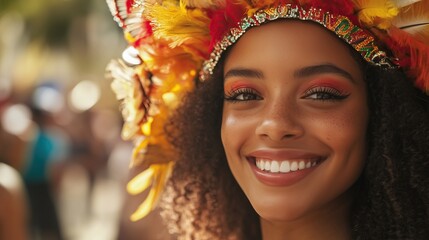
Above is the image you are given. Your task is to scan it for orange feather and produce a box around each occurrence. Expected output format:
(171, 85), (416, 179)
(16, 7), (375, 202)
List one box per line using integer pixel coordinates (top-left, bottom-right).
(388, 26), (429, 91)
(393, 0), (429, 44)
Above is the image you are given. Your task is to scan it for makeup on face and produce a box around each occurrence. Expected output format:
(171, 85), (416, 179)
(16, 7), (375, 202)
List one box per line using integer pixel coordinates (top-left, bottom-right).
(221, 20), (368, 224)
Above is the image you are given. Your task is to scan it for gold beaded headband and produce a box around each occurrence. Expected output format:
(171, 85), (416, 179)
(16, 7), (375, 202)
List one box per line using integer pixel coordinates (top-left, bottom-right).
(200, 3), (397, 81)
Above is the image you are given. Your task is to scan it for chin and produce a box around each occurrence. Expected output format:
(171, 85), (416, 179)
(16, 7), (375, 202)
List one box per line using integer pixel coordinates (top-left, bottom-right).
(250, 196), (313, 223)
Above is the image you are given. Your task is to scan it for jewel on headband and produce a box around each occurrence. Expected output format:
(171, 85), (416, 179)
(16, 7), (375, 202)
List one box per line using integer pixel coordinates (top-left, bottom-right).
(200, 3), (397, 81)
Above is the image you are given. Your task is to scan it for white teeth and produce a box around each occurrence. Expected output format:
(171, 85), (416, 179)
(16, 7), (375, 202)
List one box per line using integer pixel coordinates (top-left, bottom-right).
(255, 158), (320, 173)
(264, 161), (270, 171)
(259, 160), (265, 170)
(280, 161), (290, 173)
(298, 161), (305, 170)
(271, 161), (280, 173)
(290, 162), (298, 171)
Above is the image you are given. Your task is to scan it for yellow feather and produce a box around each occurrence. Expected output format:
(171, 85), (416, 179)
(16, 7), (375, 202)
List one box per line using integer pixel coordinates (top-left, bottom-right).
(127, 166), (155, 195)
(181, 0), (225, 8)
(130, 162), (174, 221)
(130, 183), (157, 221)
(146, 1), (211, 48)
(392, 0), (429, 44)
(130, 137), (149, 167)
(353, 0), (399, 29)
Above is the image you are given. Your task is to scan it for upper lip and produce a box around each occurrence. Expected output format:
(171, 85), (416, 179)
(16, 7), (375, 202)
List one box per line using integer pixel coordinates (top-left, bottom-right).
(247, 149), (324, 161)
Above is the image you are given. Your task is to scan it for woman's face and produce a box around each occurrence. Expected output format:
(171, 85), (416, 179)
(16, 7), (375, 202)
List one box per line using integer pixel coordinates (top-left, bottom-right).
(221, 20), (368, 222)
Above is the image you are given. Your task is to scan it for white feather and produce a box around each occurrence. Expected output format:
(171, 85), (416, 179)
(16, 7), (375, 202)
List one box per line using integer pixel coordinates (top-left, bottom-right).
(392, 0), (421, 8)
(392, 0), (429, 44)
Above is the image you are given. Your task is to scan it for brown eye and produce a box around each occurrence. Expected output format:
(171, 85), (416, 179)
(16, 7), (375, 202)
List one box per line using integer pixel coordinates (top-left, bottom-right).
(224, 88), (262, 102)
(303, 87), (349, 101)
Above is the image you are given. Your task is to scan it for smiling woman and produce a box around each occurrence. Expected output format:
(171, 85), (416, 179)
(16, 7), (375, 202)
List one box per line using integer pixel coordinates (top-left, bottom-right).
(106, 0), (429, 240)
(221, 21), (369, 235)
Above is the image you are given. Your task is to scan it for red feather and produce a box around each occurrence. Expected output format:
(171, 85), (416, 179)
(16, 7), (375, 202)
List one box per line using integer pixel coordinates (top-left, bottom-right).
(209, 0), (247, 50)
(126, 0), (134, 14)
(305, 0), (358, 23)
(388, 26), (429, 91)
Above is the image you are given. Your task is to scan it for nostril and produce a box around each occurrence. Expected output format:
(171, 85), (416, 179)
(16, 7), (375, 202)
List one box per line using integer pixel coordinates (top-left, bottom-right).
(283, 133), (296, 139)
(255, 116), (304, 141)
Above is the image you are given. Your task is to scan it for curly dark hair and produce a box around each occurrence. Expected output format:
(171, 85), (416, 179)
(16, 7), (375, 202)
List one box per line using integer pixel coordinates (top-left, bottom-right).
(161, 50), (429, 239)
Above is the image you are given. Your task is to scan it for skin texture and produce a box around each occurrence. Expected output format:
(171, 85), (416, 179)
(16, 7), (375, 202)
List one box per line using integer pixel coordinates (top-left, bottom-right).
(221, 20), (368, 239)
(163, 18), (429, 240)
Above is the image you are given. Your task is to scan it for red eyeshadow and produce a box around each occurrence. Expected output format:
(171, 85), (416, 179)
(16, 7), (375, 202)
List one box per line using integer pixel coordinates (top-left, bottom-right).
(224, 81), (256, 92)
(305, 78), (350, 91)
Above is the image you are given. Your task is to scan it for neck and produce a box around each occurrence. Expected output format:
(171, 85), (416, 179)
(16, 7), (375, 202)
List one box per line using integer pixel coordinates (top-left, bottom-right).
(260, 192), (353, 240)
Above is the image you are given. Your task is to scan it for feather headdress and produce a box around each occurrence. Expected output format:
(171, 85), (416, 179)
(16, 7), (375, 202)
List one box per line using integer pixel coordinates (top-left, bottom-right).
(106, 0), (429, 220)
(352, 0), (429, 90)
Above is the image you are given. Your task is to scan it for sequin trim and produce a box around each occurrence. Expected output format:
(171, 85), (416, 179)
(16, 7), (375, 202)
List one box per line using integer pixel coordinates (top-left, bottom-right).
(200, 3), (397, 81)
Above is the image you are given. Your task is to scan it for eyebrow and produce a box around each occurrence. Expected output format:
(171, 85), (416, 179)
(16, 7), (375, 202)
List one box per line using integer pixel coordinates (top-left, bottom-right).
(293, 64), (356, 83)
(224, 63), (356, 83)
(224, 68), (264, 79)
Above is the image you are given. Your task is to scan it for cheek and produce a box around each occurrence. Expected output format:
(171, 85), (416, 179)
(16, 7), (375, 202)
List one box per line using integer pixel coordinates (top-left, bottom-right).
(221, 110), (242, 181)
(221, 109), (256, 160)
(322, 102), (369, 160)
(221, 110), (241, 156)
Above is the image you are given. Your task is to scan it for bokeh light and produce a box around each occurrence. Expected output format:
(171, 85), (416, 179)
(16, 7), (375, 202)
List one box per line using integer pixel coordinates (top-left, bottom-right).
(33, 85), (65, 113)
(1, 103), (32, 136)
(69, 80), (101, 112)
(0, 1), (131, 239)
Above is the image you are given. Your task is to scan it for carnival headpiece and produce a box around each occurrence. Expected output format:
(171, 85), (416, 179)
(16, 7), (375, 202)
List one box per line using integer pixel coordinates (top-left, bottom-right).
(106, 0), (429, 221)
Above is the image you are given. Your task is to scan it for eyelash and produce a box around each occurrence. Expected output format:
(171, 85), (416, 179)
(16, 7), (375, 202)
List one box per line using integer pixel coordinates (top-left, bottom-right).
(224, 86), (349, 102)
(302, 86), (350, 101)
(224, 88), (262, 102)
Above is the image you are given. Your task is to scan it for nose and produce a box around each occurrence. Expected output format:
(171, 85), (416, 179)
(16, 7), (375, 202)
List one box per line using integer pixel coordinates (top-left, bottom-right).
(255, 100), (304, 141)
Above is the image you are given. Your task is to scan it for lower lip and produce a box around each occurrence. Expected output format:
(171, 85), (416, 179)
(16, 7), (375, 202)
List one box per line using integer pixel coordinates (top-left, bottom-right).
(248, 159), (321, 187)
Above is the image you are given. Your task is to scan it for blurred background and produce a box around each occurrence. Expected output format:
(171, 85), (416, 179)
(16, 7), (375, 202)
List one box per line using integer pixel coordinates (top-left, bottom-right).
(0, 0), (171, 239)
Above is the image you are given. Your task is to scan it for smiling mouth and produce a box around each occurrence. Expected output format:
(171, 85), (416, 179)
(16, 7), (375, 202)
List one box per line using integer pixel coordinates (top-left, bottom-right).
(251, 157), (325, 173)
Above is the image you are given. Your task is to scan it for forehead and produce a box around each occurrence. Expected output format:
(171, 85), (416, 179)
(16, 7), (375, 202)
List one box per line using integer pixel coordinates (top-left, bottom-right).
(224, 20), (363, 79)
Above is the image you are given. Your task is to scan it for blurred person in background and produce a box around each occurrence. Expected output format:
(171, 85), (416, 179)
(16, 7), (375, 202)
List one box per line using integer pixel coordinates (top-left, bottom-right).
(22, 105), (69, 240)
(0, 127), (27, 170)
(1, 0), (130, 238)
(0, 98), (29, 240)
(0, 162), (28, 240)
(0, 121), (27, 171)
(0, 97), (28, 172)
(67, 110), (109, 198)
